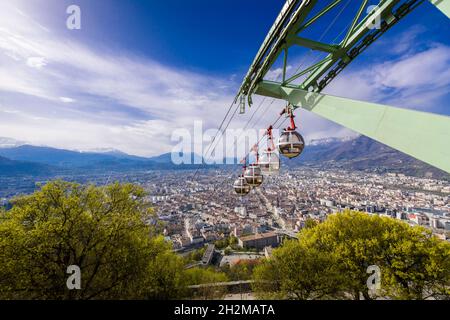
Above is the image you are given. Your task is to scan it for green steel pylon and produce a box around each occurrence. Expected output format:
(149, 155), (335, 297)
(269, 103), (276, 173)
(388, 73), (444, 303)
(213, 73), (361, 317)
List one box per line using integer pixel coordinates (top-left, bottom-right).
(236, 0), (450, 174)
(430, 0), (450, 17)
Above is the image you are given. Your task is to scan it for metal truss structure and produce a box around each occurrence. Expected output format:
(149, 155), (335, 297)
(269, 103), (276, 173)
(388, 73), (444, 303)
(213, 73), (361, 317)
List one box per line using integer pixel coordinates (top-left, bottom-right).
(236, 0), (450, 173)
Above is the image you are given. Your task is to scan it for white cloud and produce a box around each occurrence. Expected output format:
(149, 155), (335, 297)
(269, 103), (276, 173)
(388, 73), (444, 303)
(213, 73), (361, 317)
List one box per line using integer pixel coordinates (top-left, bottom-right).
(379, 25), (427, 56)
(0, 1), (448, 159)
(266, 65), (292, 81)
(325, 44), (450, 110)
(373, 45), (450, 90)
(26, 56), (47, 69)
(0, 1), (240, 156)
(59, 97), (75, 103)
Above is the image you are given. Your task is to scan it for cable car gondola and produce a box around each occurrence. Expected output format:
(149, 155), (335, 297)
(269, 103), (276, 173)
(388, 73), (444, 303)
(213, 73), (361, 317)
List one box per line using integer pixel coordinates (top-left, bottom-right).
(277, 106), (305, 159)
(259, 126), (280, 175)
(244, 164), (263, 186)
(243, 145), (263, 187)
(233, 174), (251, 195)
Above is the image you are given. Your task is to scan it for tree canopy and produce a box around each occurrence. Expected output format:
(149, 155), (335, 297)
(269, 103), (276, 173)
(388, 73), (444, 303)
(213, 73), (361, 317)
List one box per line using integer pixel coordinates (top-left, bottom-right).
(0, 180), (226, 300)
(2, 182), (447, 300)
(253, 210), (450, 300)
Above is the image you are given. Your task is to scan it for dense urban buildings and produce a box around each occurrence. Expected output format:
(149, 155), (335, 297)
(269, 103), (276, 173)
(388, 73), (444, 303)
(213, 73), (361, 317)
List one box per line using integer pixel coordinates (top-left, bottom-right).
(2, 167), (449, 253)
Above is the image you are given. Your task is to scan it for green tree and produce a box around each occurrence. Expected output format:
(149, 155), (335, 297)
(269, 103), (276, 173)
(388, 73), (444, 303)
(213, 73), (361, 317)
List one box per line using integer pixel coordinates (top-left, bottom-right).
(214, 238), (228, 250)
(253, 240), (342, 299)
(253, 210), (450, 300)
(215, 236), (238, 250)
(144, 247), (189, 299)
(229, 236), (238, 245)
(184, 268), (228, 300)
(184, 247), (207, 263)
(0, 181), (186, 300)
(380, 225), (450, 299)
(227, 260), (261, 281)
(298, 210), (389, 300)
(303, 218), (318, 229)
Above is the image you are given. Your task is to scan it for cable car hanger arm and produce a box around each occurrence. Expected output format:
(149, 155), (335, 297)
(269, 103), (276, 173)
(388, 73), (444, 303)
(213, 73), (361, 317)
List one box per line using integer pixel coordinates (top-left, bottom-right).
(256, 82), (450, 174)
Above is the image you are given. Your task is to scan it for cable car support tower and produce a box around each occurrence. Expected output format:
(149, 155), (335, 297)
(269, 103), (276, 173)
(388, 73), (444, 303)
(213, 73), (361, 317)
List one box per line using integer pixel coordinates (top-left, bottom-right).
(236, 0), (450, 174)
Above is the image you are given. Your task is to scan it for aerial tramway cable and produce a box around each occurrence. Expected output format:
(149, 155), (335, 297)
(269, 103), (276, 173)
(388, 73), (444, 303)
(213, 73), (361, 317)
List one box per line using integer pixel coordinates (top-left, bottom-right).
(193, 0), (354, 194)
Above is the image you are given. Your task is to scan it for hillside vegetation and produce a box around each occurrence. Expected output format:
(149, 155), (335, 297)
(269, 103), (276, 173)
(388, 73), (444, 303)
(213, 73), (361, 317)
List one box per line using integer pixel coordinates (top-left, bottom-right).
(253, 211), (450, 300)
(1, 182), (448, 300)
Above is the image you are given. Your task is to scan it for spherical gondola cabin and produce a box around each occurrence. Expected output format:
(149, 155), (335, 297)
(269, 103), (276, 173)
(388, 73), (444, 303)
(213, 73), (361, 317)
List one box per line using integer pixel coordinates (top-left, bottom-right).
(244, 163), (263, 187)
(258, 150), (280, 175)
(233, 175), (251, 195)
(277, 129), (305, 159)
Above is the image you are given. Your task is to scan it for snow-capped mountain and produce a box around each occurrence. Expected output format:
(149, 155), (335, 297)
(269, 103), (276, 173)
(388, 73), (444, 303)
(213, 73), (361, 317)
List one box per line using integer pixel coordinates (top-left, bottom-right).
(78, 147), (125, 154)
(308, 135), (358, 146)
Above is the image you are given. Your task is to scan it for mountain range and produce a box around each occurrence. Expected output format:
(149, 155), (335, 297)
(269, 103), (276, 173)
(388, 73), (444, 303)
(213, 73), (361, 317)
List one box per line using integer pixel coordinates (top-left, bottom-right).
(0, 136), (448, 179)
(283, 135), (450, 179)
(0, 155), (53, 175)
(0, 141), (207, 176)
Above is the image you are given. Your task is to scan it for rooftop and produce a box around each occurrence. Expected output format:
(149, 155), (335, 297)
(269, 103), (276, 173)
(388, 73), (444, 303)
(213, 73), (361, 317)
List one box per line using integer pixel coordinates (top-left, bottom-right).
(239, 232), (277, 242)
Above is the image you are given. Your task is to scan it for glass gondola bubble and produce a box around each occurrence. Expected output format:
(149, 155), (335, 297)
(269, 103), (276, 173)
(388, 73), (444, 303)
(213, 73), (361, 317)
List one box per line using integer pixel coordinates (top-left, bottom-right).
(259, 125), (280, 175)
(278, 129), (305, 159)
(233, 175), (251, 195)
(244, 163), (263, 187)
(259, 150), (280, 175)
(277, 105), (305, 159)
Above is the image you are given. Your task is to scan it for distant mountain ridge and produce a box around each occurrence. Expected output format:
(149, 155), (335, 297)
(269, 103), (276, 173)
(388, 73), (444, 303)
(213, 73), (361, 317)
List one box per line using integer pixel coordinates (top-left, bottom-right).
(0, 145), (126, 167)
(0, 142), (211, 176)
(0, 155), (54, 175)
(286, 135), (449, 179)
(308, 136), (356, 146)
(0, 136), (448, 179)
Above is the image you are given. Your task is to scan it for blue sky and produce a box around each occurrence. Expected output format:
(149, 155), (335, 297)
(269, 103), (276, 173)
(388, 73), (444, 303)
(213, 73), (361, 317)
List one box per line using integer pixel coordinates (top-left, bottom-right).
(0, 0), (449, 157)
